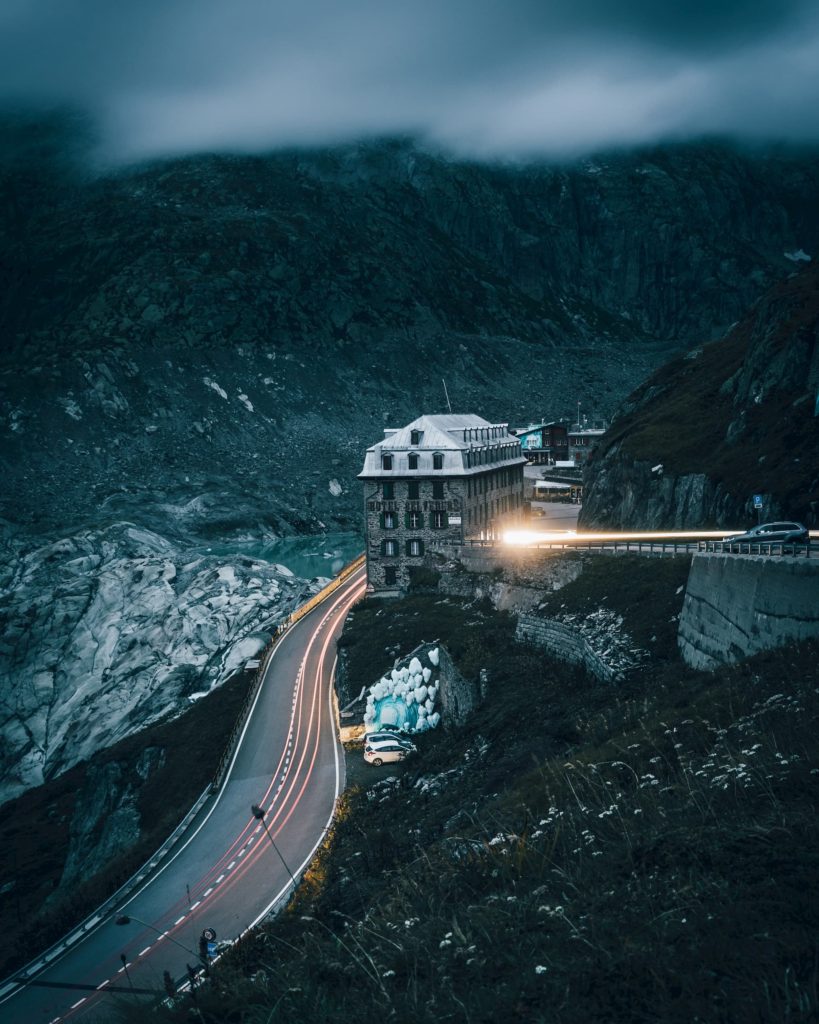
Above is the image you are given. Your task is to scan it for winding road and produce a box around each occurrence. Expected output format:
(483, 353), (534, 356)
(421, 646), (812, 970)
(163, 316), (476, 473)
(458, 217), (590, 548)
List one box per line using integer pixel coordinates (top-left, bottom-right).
(0, 563), (366, 1023)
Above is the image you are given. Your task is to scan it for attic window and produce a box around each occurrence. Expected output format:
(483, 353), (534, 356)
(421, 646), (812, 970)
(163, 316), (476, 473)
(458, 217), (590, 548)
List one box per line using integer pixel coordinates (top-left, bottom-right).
(433, 452), (444, 470)
(408, 453), (419, 470)
(410, 429), (421, 445)
(382, 453), (393, 470)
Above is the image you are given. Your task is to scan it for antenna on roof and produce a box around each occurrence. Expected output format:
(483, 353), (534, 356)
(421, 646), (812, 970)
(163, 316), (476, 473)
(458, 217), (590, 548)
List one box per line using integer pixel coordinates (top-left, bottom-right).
(442, 378), (452, 414)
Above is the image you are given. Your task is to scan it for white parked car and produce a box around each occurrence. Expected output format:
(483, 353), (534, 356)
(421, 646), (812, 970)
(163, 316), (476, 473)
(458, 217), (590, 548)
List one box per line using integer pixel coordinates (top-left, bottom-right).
(364, 742), (414, 766)
(364, 731), (417, 750)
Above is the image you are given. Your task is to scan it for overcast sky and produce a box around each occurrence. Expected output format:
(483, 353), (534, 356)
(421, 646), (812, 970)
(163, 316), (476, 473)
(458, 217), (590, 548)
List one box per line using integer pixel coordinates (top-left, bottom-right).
(1, 0), (818, 162)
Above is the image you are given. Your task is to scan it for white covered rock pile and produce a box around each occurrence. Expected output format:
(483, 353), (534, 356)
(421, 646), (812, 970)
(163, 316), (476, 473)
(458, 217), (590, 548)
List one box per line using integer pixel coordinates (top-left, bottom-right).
(364, 646), (442, 735)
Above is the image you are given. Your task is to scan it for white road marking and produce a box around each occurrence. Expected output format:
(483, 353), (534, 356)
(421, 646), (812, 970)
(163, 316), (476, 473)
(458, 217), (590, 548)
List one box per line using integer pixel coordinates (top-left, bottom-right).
(96, 979), (110, 990)
(190, 901), (201, 910)
(70, 998), (86, 1009)
(138, 946), (151, 957)
(227, 860), (236, 870)
(174, 915), (186, 925)
(203, 887), (213, 897)
(216, 874), (225, 883)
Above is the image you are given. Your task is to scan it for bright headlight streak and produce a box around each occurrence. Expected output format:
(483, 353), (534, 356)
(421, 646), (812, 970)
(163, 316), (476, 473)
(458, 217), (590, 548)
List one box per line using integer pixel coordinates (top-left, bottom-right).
(502, 529), (745, 546)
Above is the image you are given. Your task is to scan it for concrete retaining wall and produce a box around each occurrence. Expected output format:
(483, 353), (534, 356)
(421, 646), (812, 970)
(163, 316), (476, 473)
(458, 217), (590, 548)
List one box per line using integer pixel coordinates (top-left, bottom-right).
(515, 615), (622, 683)
(678, 553), (819, 670)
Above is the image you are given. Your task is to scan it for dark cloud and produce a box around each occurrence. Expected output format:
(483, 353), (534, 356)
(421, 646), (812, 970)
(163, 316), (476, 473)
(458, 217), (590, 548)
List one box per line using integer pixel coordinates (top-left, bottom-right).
(1, 0), (818, 161)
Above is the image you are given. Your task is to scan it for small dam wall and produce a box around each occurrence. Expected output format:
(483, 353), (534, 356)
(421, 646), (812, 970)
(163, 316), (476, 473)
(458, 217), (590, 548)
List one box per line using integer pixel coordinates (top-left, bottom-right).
(678, 553), (819, 670)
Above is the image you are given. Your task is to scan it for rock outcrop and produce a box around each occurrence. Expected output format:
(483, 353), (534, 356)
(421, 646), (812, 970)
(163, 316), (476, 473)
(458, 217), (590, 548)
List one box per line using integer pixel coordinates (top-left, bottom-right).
(581, 264), (819, 529)
(0, 521), (309, 805)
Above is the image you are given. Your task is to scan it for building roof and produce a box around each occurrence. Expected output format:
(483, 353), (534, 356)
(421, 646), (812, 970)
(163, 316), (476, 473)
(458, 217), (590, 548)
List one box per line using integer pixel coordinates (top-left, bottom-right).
(513, 421), (565, 435)
(568, 427), (606, 438)
(359, 413), (528, 478)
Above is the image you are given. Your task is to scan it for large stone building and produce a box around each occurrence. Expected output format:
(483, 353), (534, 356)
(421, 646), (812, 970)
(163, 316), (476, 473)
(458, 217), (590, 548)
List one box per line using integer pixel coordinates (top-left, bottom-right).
(359, 414), (527, 594)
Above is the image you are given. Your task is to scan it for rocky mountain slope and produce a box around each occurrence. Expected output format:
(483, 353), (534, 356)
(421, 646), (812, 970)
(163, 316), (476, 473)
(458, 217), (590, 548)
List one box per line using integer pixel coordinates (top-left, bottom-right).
(2, 117), (819, 802)
(0, 520), (317, 804)
(2, 120), (819, 535)
(580, 263), (819, 529)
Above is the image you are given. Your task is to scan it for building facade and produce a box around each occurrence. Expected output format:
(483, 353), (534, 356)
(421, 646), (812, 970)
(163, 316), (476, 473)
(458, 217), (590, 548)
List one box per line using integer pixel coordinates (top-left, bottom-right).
(359, 414), (527, 594)
(567, 427), (606, 465)
(512, 422), (569, 465)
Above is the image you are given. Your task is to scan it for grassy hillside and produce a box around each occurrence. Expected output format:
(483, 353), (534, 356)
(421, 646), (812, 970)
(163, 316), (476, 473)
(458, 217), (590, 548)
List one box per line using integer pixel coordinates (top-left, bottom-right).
(124, 559), (819, 1023)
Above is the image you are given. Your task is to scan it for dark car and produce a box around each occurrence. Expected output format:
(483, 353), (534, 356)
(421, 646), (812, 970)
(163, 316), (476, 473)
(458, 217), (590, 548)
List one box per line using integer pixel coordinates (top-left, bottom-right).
(722, 521), (809, 544)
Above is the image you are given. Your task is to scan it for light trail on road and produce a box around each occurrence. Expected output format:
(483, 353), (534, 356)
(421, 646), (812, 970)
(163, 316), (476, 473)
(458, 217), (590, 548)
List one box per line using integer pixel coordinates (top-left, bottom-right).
(503, 528), (739, 546)
(502, 528), (818, 547)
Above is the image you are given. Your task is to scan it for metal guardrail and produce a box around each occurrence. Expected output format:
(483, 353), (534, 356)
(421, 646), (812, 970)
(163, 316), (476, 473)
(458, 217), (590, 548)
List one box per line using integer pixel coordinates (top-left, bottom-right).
(699, 540), (813, 557)
(1, 786), (212, 992)
(463, 538), (815, 557)
(465, 539), (695, 555)
(210, 554), (365, 792)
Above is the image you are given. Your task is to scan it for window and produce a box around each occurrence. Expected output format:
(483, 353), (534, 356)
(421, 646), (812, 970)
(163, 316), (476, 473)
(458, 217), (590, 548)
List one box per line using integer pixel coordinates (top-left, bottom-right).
(406, 538), (424, 557)
(382, 453), (393, 470)
(383, 482), (394, 500)
(406, 510), (423, 529)
(408, 453), (419, 470)
(431, 510), (447, 529)
(433, 452), (444, 470)
(432, 481), (444, 499)
(382, 539), (398, 557)
(410, 429), (421, 445)
(408, 481), (420, 500)
(384, 566), (397, 586)
(383, 511), (396, 529)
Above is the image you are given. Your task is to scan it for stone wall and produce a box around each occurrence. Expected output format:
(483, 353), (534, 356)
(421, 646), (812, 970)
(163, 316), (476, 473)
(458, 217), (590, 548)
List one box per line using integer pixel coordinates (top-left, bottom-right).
(436, 644), (482, 730)
(678, 552), (819, 670)
(434, 549), (584, 612)
(515, 615), (623, 683)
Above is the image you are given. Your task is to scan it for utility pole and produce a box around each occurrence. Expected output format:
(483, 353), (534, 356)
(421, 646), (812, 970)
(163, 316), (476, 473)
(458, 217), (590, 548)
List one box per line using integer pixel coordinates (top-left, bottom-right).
(442, 379), (452, 414)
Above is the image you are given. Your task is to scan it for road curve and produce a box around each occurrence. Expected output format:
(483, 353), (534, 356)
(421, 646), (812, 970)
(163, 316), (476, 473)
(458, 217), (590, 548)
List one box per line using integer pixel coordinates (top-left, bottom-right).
(1, 564), (366, 1023)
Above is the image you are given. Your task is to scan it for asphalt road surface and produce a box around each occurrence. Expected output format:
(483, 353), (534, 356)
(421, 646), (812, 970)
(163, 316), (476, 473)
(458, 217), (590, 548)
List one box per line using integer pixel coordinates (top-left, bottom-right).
(1, 565), (366, 1023)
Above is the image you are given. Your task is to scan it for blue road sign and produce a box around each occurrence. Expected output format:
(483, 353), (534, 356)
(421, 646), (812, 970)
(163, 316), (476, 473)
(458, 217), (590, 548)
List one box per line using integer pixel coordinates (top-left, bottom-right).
(753, 494), (763, 509)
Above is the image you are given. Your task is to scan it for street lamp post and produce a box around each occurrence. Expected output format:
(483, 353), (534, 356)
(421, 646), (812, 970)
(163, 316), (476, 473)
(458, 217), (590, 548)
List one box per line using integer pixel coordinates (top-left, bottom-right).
(119, 953), (136, 998)
(251, 804), (298, 889)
